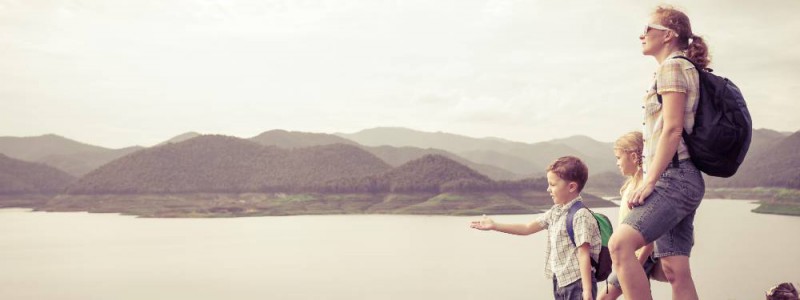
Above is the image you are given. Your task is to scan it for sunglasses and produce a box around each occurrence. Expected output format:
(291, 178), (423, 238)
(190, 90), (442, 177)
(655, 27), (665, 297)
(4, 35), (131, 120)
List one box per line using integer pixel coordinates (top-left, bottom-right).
(643, 23), (679, 37)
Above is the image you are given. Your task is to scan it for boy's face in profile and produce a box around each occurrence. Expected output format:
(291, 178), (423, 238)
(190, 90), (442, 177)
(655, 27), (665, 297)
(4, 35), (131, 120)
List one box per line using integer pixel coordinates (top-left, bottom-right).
(546, 171), (577, 205)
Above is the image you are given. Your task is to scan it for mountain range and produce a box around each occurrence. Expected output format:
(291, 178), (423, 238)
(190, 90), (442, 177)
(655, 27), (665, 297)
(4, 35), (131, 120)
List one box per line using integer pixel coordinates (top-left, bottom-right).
(337, 127), (616, 176)
(1, 127), (798, 196)
(69, 135), (391, 194)
(0, 134), (142, 177)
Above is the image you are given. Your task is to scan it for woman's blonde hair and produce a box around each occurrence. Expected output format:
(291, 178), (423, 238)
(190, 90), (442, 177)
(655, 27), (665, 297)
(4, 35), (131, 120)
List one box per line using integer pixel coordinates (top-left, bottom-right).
(653, 5), (711, 70)
(614, 131), (644, 196)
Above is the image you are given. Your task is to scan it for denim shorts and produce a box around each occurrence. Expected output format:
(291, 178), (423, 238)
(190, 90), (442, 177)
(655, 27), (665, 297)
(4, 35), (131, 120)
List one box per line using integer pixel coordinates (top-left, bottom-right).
(606, 255), (659, 288)
(553, 276), (597, 300)
(622, 159), (705, 258)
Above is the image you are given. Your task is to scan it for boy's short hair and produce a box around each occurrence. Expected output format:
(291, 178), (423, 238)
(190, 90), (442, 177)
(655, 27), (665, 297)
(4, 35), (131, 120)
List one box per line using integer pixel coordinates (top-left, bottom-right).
(546, 156), (589, 192)
(766, 282), (799, 300)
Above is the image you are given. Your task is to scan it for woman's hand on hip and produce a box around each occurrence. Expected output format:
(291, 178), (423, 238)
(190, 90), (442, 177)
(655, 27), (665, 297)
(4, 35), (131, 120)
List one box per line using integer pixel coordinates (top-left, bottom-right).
(629, 182), (656, 209)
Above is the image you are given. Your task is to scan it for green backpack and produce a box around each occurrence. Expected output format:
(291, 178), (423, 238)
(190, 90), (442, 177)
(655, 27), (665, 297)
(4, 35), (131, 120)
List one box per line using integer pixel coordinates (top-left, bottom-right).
(566, 201), (614, 281)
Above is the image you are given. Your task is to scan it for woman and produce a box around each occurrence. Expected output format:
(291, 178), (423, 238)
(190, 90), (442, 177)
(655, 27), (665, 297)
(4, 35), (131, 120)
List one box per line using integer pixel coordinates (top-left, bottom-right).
(608, 6), (708, 300)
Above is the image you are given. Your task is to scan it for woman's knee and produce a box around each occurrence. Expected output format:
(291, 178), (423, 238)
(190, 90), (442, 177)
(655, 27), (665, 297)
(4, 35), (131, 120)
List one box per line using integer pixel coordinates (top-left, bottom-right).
(609, 225), (645, 259)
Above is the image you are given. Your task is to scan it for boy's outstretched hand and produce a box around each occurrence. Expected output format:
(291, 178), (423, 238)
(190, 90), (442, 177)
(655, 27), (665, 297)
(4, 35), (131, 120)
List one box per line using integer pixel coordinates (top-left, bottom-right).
(470, 215), (495, 231)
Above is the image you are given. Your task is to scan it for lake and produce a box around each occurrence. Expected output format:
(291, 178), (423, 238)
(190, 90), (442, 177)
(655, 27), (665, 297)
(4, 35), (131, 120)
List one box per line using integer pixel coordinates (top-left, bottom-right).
(1, 199), (798, 299)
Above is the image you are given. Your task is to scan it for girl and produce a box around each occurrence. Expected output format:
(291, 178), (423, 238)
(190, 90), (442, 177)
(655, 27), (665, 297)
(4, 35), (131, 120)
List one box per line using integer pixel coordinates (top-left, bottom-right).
(608, 5), (707, 300)
(599, 131), (664, 300)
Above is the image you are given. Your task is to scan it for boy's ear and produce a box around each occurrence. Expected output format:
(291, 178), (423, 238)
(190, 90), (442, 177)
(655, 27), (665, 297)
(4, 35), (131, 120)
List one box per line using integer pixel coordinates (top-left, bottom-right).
(568, 181), (578, 193)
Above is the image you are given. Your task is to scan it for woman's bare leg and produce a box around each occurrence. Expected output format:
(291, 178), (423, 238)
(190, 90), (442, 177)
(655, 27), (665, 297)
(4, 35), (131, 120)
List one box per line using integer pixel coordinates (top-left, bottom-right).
(609, 224), (651, 300)
(660, 255), (698, 300)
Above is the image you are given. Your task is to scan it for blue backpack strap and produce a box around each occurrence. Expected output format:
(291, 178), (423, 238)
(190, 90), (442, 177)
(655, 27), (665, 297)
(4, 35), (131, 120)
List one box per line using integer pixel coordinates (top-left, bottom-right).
(565, 200), (587, 246)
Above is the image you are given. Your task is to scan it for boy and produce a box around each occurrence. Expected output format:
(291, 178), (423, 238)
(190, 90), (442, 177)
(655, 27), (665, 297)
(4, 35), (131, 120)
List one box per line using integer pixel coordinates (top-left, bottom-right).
(471, 156), (601, 300)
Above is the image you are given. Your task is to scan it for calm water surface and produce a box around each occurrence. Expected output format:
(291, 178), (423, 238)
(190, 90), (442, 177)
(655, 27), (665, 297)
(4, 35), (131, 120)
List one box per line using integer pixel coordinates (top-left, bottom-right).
(1, 199), (798, 299)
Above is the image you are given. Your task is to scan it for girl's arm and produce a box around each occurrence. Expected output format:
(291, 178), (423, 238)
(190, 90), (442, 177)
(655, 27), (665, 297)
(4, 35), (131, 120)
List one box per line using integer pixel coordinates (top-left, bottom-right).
(470, 216), (545, 236)
(629, 91), (686, 208)
(637, 243), (655, 265)
(577, 243), (594, 300)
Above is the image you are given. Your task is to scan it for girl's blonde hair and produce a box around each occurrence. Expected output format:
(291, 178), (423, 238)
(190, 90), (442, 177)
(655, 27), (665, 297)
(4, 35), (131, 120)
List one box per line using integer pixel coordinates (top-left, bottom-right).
(614, 131), (644, 196)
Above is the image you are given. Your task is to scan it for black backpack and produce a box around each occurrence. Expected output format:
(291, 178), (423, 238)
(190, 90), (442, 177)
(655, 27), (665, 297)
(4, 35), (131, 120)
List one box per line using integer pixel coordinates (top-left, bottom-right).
(657, 56), (752, 177)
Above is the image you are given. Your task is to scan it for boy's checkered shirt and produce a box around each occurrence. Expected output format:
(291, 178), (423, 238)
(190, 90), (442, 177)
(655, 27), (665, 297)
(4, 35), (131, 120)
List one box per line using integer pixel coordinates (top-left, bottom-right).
(536, 196), (601, 288)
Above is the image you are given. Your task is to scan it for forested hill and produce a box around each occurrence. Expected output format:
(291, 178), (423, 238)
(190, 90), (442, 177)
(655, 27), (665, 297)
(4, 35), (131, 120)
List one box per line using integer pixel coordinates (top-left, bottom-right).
(68, 135), (392, 194)
(370, 154), (493, 193)
(65, 134), (547, 195)
(0, 154), (76, 194)
(322, 154), (548, 194)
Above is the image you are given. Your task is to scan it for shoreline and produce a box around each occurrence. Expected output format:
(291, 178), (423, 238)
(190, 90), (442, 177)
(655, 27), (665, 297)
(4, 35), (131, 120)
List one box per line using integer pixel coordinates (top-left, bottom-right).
(3, 188), (797, 218)
(1, 191), (615, 218)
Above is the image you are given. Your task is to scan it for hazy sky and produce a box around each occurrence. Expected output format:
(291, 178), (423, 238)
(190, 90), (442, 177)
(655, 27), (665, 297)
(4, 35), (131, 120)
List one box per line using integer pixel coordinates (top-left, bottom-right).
(2, 0), (799, 149)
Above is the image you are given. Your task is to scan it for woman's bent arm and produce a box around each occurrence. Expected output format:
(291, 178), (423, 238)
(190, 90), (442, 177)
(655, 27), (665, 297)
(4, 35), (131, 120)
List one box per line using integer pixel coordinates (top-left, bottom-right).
(630, 91), (686, 207)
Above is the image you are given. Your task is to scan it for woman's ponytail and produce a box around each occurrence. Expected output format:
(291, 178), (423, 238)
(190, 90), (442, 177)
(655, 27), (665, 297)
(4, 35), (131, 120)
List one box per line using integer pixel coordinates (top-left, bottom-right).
(655, 6), (712, 70)
(687, 35), (711, 70)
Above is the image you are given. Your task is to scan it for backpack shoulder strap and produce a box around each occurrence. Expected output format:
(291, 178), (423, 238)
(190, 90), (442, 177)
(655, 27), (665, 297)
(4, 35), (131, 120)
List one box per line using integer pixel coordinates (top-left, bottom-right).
(674, 55), (713, 72)
(673, 55), (695, 67)
(566, 200), (587, 246)
(656, 56), (697, 104)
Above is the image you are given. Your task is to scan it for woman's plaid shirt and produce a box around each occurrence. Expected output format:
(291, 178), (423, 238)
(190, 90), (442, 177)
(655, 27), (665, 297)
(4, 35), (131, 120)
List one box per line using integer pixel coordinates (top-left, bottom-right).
(536, 197), (601, 287)
(642, 50), (700, 174)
